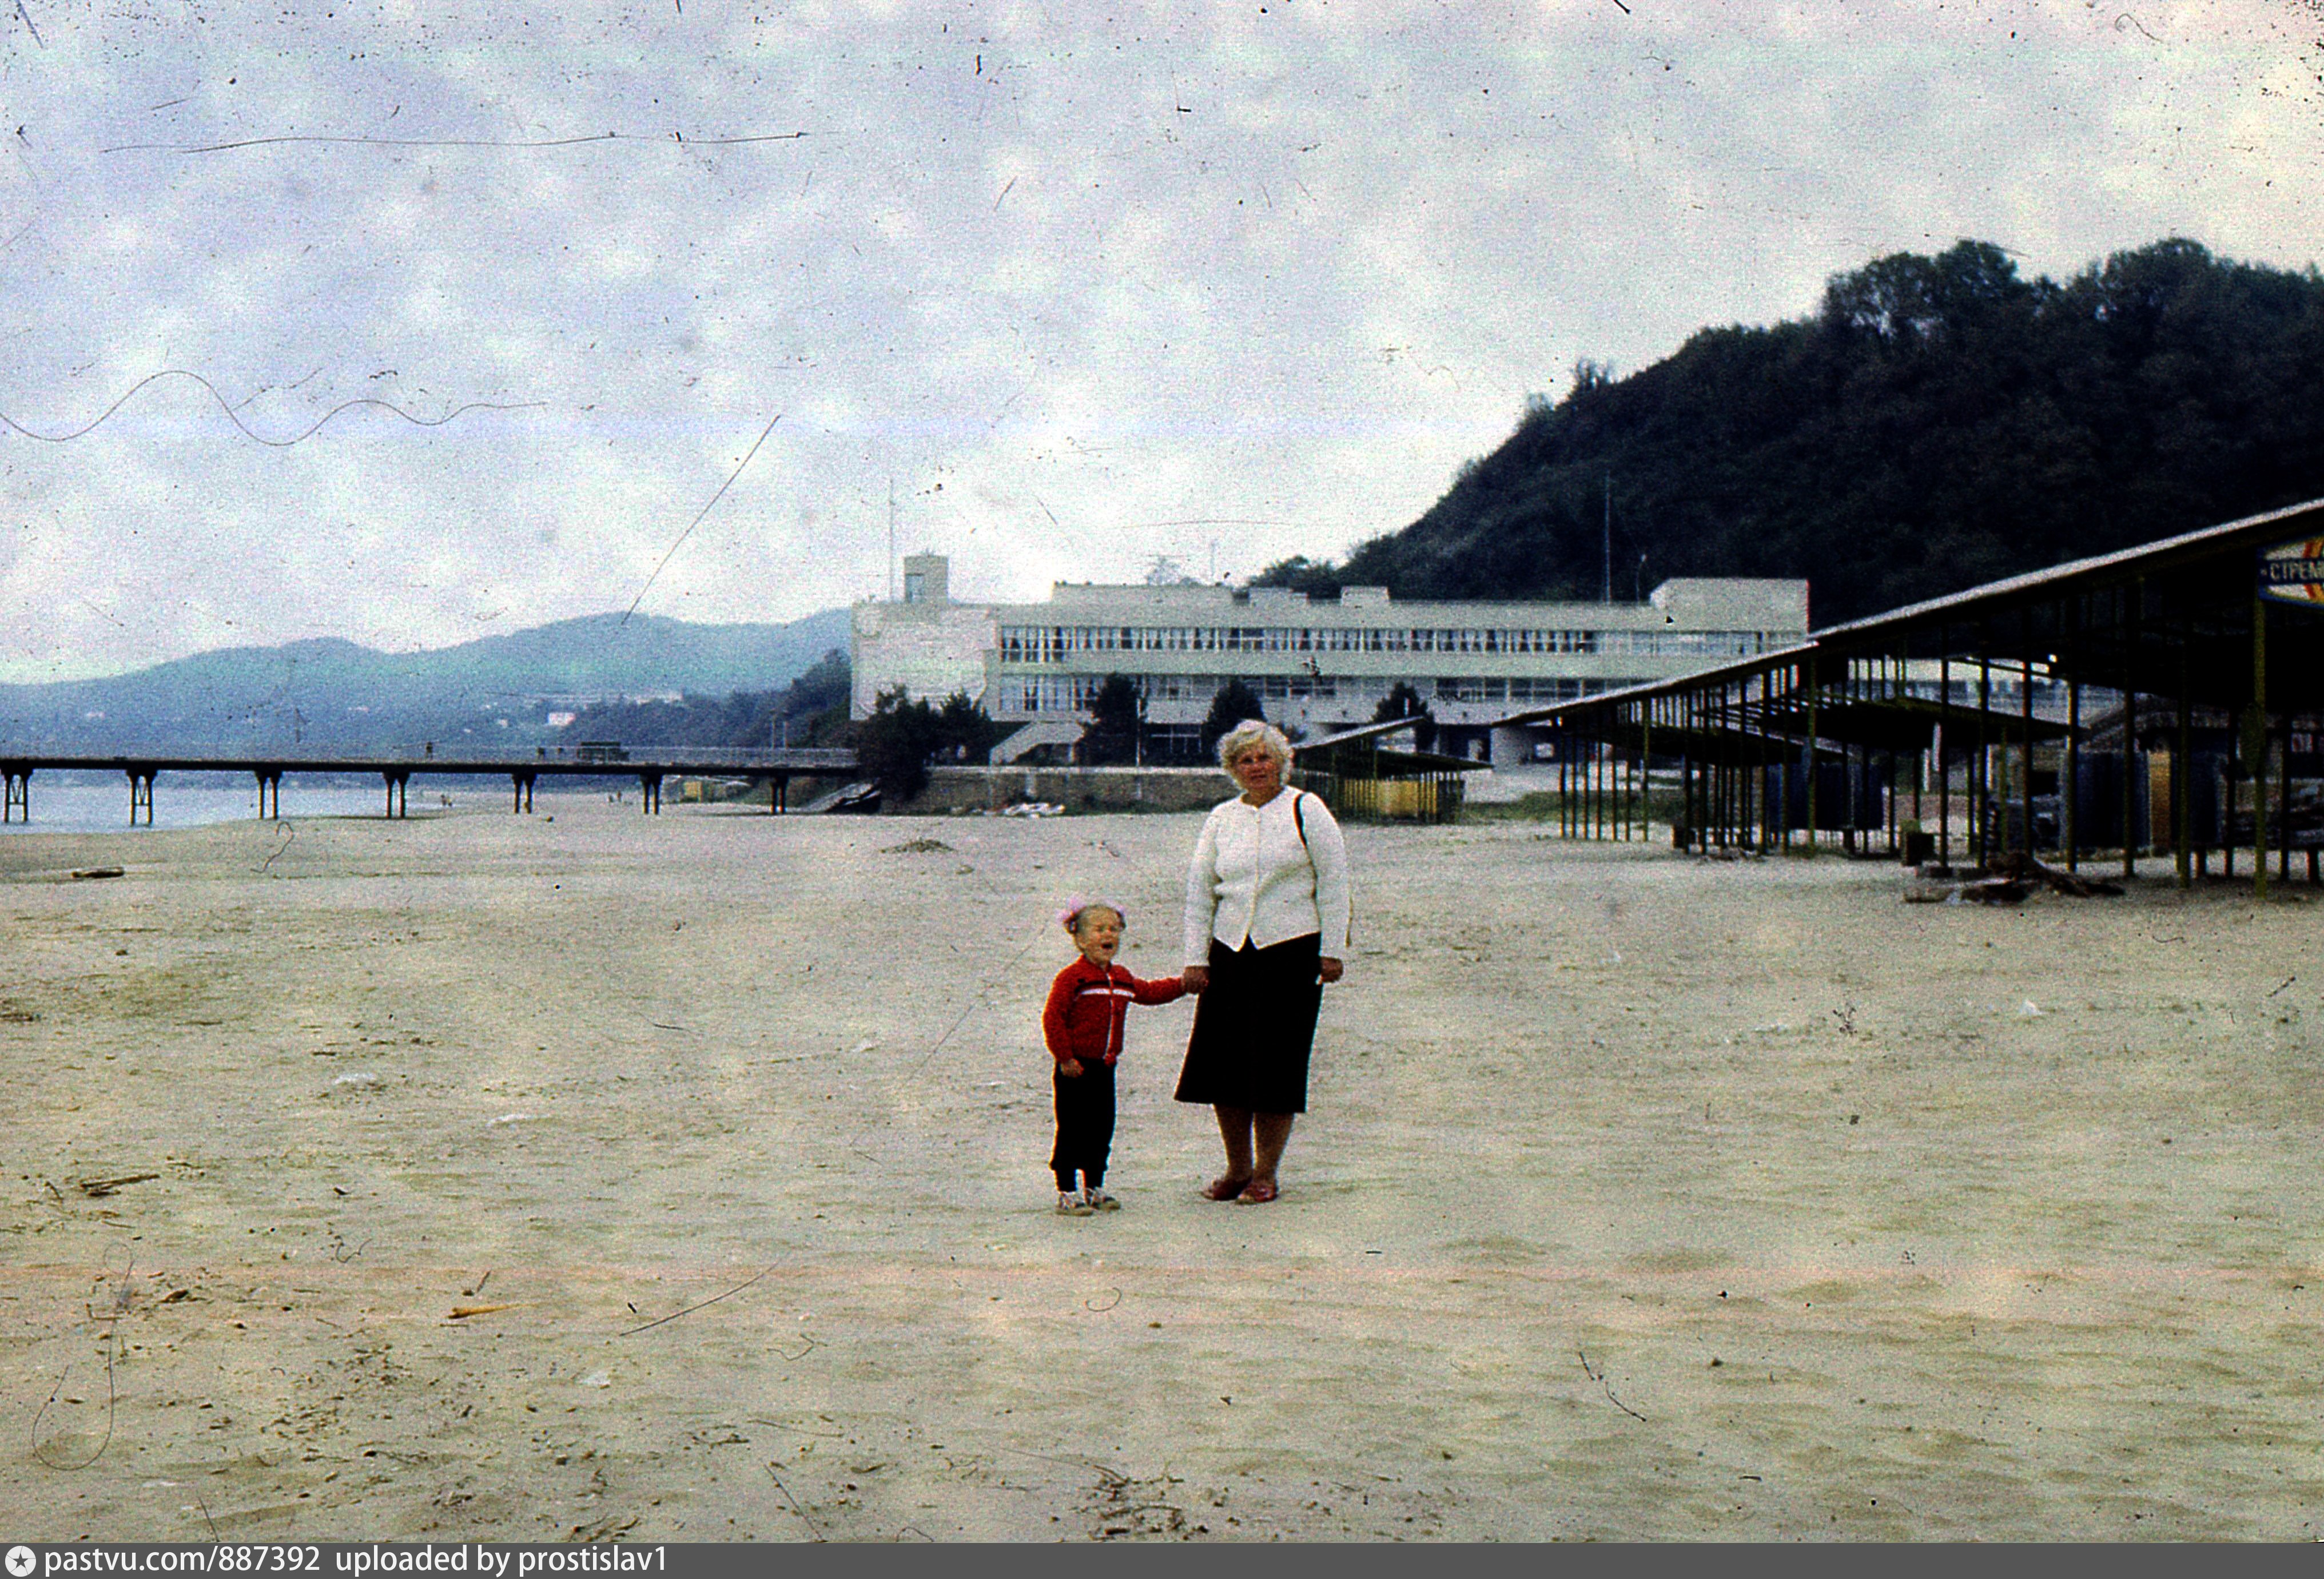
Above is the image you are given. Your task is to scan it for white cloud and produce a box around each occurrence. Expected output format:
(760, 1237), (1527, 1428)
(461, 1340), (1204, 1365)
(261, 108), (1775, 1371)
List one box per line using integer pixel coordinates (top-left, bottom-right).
(0, 0), (2317, 681)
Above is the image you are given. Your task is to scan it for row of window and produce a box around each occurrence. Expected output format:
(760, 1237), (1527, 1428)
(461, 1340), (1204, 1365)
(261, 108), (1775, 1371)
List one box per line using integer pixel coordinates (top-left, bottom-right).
(996, 625), (1777, 662)
(988, 675), (1624, 713)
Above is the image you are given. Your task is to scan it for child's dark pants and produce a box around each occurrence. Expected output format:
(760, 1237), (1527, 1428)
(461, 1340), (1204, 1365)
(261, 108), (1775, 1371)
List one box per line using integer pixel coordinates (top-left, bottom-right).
(1050, 1059), (1116, 1192)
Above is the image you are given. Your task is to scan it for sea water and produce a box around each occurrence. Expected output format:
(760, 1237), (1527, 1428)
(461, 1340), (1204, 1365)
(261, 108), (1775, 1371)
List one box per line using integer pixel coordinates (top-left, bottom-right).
(0, 773), (475, 834)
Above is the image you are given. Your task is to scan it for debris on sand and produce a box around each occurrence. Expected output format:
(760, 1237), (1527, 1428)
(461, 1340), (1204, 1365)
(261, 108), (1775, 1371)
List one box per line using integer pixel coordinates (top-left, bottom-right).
(1990, 852), (2124, 897)
(1905, 851), (2122, 905)
(70, 867), (126, 881)
(77, 1172), (160, 1198)
(881, 838), (954, 854)
(447, 1303), (519, 1321)
(1903, 876), (2027, 905)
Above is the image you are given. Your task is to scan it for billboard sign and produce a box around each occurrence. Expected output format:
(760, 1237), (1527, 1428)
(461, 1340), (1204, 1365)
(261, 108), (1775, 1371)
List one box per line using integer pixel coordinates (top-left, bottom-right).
(2258, 534), (2324, 607)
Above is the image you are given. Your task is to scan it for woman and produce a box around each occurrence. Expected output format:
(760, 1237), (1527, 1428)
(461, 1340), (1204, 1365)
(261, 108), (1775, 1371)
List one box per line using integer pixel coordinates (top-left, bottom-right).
(1176, 719), (1351, 1203)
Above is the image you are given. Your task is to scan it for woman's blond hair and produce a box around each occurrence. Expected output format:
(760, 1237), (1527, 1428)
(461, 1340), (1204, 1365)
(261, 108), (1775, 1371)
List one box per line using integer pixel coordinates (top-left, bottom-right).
(1215, 718), (1293, 773)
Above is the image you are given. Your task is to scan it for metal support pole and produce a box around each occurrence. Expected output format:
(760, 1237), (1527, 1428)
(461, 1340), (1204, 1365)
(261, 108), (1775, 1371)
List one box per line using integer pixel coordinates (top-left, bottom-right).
(1641, 707), (1654, 842)
(1682, 747), (1695, 851)
(2253, 595), (2269, 902)
(1595, 739), (1605, 840)
(1976, 628), (1992, 869)
(1764, 671), (1780, 853)
(1589, 739), (1608, 841)
(1913, 680), (1925, 828)
(2176, 625), (2193, 888)
(1614, 726), (1626, 841)
(1939, 651), (1952, 869)
(2020, 618), (2036, 858)
(1711, 693), (1725, 848)
(1885, 747), (1898, 858)
(1804, 654), (1820, 856)
(2123, 583), (2140, 881)
(2279, 715), (2293, 884)
(2063, 597), (2079, 870)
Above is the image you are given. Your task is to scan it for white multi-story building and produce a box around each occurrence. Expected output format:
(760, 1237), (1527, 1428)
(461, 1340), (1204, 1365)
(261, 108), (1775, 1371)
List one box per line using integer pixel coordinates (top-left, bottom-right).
(851, 554), (1810, 760)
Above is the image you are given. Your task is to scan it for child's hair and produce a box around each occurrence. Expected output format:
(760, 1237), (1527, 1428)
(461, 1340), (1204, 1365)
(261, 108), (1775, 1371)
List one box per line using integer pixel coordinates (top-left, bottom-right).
(1057, 897), (1127, 934)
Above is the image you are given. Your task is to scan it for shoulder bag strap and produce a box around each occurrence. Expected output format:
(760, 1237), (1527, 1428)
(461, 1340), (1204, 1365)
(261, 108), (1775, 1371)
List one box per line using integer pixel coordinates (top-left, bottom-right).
(1289, 791), (1349, 946)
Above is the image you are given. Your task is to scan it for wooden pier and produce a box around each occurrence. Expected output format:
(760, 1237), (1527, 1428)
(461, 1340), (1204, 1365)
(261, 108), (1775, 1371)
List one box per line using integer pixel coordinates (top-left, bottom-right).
(0, 747), (857, 825)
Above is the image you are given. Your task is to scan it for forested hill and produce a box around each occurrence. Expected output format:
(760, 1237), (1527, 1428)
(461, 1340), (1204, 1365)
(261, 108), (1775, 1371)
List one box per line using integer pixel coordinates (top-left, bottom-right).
(1260, 239), (2324, 627)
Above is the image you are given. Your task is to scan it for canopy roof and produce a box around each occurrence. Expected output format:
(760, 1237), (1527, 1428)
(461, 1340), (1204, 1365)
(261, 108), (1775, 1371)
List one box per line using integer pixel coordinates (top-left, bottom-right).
(1496, 496), (2324, 750)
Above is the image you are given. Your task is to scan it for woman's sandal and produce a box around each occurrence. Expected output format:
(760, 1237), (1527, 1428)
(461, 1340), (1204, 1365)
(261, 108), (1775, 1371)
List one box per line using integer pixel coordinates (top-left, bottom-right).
(1201, 1176), (1252, 1201)
(1236, 1180), (1280, 1204)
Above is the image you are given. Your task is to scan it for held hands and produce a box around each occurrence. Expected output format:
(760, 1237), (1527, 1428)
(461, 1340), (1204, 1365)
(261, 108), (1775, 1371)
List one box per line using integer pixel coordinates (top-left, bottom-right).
(1058, 1057), (1084, 1078)
(1319, 956), (1344, 984)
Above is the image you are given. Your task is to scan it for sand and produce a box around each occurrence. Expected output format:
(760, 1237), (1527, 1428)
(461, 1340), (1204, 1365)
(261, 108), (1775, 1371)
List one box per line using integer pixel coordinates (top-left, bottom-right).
(2, 797), (2320, 1541)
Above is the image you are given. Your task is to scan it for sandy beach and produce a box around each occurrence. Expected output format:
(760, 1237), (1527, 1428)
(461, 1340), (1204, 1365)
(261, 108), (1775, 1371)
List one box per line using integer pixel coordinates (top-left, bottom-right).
(3, 797), (2320, 1541)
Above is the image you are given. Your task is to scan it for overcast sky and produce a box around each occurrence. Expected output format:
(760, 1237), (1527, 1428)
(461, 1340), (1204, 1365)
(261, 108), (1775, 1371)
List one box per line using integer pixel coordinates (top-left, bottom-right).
(1, 1), (2318, 681)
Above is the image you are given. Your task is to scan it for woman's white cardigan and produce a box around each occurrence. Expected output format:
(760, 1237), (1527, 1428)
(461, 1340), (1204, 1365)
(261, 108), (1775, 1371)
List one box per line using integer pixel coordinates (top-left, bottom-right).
(1183, 789), (1351, 967)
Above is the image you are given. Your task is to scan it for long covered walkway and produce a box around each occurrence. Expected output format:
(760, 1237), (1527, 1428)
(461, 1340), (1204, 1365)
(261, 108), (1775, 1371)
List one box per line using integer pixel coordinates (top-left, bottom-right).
(1509, 498), (2324, 895)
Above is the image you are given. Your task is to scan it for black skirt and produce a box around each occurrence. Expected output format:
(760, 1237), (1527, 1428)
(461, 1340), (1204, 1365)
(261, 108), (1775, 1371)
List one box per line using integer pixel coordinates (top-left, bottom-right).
(1173, 933), (1323, 1113)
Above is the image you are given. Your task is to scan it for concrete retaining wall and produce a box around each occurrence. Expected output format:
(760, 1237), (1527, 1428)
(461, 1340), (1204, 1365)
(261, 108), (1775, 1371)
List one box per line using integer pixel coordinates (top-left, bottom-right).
(900, 765), (1228, 814)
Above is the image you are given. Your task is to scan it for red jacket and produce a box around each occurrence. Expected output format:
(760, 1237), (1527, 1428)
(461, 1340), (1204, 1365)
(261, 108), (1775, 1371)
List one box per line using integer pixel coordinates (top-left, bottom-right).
(1042, 957), (1186, 1066)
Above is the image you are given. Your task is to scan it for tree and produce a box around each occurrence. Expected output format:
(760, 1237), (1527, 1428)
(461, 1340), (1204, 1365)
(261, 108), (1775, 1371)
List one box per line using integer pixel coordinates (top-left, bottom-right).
(1372, 680), (1437, 754)
(852, 686), (940, 803)
(555, 647), (858, 753)
(1254, 237), (2324, 626)
(770, 649), (855, 749)
(1247, 555), (1341, 597)
(932, 690), (1006, 763)
(1199, 678), (1266, 762)
(1084, 673), (1144, 765)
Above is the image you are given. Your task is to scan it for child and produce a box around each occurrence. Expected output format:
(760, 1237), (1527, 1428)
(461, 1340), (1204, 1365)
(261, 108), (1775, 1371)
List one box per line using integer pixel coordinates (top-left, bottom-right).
(1043, 898), (1187, 1215)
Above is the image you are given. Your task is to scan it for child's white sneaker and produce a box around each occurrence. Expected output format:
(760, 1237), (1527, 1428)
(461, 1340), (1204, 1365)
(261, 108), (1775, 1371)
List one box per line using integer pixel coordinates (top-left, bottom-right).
(1083, 1188), (1120, 1212)
(1056, 1191), (1094, 1216)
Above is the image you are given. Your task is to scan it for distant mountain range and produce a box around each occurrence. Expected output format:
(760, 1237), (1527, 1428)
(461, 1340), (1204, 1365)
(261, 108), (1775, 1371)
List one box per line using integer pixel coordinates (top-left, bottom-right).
(0, 608), (851, 756)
